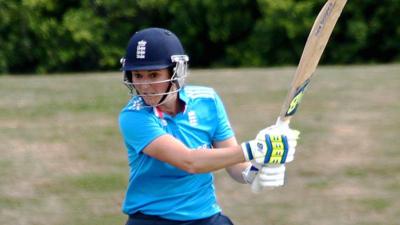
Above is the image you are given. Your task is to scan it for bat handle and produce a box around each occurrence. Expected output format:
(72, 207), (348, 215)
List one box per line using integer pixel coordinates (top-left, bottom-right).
(251, 117), (290, 193)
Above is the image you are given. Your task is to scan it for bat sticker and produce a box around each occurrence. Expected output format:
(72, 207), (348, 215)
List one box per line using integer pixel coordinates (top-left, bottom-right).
(285, 79), (311, 116)
(315, 2), (335, 36)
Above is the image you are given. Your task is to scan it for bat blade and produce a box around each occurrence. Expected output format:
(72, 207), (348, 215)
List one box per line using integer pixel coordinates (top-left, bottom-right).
(251, 0), (347, 193)
(279, 0), (347, 123)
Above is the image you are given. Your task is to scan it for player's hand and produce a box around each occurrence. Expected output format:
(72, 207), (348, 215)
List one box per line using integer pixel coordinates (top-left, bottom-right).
(257, 164), (286, 187)
(242, 163), (286, 188)
(241, 122), (300, 165)
(241, 163), (261, 184)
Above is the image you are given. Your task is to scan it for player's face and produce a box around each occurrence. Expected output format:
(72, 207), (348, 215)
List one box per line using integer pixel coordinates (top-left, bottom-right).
(131, 69), (172, 106)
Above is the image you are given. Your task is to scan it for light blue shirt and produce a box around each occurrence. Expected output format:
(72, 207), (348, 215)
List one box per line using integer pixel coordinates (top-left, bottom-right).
(119, 85), (234, 221)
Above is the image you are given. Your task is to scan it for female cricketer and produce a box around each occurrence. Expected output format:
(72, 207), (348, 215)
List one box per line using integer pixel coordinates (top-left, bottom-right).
(118, 27), (300, 225)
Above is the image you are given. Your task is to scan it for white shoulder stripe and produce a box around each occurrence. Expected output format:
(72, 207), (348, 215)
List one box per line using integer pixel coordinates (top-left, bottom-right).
(185, 86), (216, 99)
(187, 93), (215, 99)
(185, 86), (214, 93)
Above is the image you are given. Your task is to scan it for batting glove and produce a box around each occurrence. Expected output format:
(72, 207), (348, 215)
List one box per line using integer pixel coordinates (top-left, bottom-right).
(242, 163), (286, 188)
(241, 121), (300, 165)
(257, 164), (286, 187)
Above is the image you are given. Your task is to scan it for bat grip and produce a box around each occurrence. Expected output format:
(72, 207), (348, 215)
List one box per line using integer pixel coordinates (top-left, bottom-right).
(251, 117), (290, 193)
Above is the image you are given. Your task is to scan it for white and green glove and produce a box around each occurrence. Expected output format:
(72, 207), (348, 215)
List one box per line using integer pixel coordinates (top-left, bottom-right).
(241, 119), (300, 191)
(242, 163), (286, 187)
(241, 122), (300, 165)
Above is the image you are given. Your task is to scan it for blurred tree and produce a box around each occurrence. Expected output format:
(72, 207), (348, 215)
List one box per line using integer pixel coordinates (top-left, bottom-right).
(223, 0), (316, 66)
(0, 0), (399, 74)
(326, 0), (400, 63)
(167, 0), (261, 67)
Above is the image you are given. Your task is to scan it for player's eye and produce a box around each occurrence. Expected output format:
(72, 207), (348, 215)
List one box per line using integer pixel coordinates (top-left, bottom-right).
(149, 72), (158, 79)
(132, 73), (143, 79)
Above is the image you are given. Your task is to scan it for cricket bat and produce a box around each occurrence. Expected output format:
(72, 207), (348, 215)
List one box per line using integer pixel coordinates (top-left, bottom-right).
(252, 0), (347, 193)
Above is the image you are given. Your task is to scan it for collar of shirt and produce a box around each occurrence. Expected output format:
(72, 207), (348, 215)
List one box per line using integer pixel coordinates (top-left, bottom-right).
(153, 87), (189, 119)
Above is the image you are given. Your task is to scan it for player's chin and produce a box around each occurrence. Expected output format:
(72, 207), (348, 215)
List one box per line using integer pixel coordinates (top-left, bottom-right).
(142, 96), (161, 106)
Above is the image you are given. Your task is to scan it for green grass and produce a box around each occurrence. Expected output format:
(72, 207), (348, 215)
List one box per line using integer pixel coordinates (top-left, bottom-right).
(1, 65), (399, 225)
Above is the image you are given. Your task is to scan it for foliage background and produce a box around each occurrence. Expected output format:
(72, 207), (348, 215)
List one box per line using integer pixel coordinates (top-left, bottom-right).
(1, 0), (399, 74)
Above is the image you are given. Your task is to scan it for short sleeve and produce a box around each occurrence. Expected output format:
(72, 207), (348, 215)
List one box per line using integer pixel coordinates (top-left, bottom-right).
(212, 92), (234, 142)
(119, 110), (166, 154)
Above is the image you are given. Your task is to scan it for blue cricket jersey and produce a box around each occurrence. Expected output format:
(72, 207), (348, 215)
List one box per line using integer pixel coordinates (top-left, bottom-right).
(118, 85), (234, 221)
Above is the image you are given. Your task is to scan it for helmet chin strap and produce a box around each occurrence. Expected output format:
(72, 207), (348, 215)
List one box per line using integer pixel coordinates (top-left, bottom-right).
(156, 82), (173, 105)
(139, 82), (178, 108)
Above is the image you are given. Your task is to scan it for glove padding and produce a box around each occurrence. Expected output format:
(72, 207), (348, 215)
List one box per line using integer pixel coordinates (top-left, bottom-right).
(258, 165), (286, 187)
(242, 164), (286, 187)
(241, 122), (300, 165)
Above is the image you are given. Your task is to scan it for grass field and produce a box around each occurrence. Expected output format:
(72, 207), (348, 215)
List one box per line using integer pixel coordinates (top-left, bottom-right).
(0, 65), (399, 225)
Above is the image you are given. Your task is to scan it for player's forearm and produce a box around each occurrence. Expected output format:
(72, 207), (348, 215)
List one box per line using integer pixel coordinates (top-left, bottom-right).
(185, 145), (246, 173)
(226, 162), (251, 183)
(143, 135), (247, 174)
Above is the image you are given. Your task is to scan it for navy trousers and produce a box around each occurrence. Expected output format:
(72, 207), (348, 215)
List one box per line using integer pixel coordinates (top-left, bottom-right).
(125, 212), (234, 225)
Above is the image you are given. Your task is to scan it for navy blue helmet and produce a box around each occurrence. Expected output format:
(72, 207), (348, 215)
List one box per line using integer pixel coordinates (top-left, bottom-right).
(121, 28), (189, 97)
